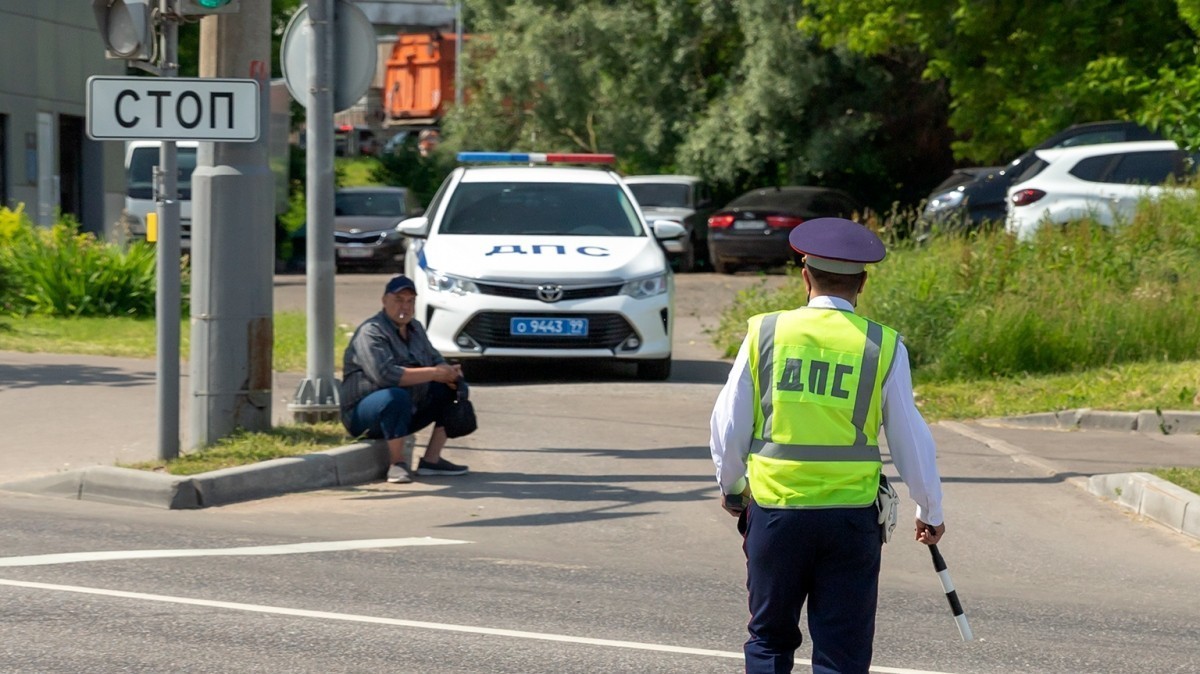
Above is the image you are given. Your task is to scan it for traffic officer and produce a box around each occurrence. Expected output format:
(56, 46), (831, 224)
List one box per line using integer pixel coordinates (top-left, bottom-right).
(709, 218), (946, 674)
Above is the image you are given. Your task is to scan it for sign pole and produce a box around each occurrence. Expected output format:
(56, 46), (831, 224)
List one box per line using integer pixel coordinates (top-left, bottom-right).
(288, 0), (340, 422)
(156, 0), (182, 461)
(278, 0), (374, 422)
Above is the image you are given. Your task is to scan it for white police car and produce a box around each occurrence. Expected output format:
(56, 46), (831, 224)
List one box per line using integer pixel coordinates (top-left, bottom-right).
(397, 152), (685, 380)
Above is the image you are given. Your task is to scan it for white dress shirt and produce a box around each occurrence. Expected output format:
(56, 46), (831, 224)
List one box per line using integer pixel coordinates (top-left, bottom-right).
(709, 295), (944, 526)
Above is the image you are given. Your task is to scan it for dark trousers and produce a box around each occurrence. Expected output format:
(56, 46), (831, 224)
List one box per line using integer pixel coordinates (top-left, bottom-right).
(743, 502), (882, 674)
(344, 383), (455, 443)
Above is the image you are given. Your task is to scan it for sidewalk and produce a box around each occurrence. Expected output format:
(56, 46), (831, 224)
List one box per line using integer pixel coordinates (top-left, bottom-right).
(941, 412), (1200, 541)
(2, 350), (1199, 540)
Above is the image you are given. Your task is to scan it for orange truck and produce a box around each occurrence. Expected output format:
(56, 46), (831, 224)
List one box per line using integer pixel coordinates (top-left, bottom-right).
(382, 33), (469, 125)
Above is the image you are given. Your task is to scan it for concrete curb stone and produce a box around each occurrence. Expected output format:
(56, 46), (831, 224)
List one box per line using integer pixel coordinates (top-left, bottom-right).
(1086, 473), (1200, 541)
(996, 408), (1200, 435)
(1, 439), (388, 510)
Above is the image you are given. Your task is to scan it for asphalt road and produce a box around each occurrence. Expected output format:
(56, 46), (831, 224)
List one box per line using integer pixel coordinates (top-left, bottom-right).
(3, 271), (1199, 673)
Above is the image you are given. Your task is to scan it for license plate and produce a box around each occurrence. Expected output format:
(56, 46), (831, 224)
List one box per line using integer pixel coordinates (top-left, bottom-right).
(734, 219), (767, 230)
(337, 247), (375, 259)
(510, 317), (589, 336)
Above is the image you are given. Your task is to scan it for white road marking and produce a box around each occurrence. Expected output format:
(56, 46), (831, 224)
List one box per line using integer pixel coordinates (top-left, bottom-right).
(0, 577), (960, 673)
(0, 537), (468, 567)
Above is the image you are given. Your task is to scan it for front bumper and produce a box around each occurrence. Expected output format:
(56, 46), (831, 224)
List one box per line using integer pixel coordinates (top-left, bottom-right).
(421, 289), (673, 361)
(334, 237), (405, 266)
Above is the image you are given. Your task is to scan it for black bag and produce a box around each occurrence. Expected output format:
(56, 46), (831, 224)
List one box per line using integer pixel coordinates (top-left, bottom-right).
(442, 379), (477, 438)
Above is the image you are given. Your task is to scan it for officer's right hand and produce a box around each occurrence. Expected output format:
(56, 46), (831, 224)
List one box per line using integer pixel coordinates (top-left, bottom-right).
(916, 520), (945, 545)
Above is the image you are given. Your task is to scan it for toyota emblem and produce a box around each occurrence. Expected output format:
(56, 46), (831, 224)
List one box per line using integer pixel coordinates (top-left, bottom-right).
(537, 284), (564, 302)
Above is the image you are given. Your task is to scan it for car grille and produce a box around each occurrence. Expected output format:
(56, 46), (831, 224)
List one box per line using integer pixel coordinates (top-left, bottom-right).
(475, 281), (623, 302)
(461, 312), (635, 349)
(335, 231), (388, 245)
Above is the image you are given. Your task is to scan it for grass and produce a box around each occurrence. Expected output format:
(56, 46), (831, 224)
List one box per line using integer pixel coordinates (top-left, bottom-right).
(337, 157), (388, 187)
(1151, 468), (1200, 495)
(122, 422), (353, 475)
(913, 360), (1200, 422)
(0, 311), (349, 372)
(708, 197), (1200, 495)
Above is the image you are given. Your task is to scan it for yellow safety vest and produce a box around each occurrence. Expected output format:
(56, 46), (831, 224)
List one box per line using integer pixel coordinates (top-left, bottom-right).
(746, 307), (899, 508)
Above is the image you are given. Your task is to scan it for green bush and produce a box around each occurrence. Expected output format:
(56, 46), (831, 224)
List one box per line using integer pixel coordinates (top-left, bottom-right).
(714, 192), (1200, 381)
(0, 204), (186, 318)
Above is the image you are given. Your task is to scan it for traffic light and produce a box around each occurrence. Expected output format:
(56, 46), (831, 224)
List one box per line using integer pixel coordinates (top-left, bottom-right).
(179, 0), (240, 15)
(92, 0), (155, 61)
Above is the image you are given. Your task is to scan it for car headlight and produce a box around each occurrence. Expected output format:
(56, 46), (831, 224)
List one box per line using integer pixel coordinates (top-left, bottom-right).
(383, 229), (405, 241)
(620, 273), (668, 299)
(425, 269), (479, 295)
(924, 189), (965, 214)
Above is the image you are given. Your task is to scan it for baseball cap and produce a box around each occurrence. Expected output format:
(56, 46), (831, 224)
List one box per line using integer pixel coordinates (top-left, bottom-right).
(384, 275), (418, 295)
(788, 217), (886, 274)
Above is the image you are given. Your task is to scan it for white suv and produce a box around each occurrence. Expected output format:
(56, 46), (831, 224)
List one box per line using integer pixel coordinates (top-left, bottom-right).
(1005, 140), (1192, 240)
(397, 152), (686, 380)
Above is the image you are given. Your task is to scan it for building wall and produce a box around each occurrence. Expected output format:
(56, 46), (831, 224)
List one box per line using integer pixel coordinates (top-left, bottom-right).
(0, 0), (125, 237)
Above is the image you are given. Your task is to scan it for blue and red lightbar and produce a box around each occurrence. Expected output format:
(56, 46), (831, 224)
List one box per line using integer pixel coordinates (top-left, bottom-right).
(457, 152), (616, 165)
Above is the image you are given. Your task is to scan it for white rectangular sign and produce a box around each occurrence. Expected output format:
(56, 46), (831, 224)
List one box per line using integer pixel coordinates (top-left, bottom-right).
(86, 76), (260, 142)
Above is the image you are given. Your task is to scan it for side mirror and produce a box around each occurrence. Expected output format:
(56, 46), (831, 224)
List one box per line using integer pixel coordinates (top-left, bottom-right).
(652, 220), (687, 240)
(396, 216), (429, 239)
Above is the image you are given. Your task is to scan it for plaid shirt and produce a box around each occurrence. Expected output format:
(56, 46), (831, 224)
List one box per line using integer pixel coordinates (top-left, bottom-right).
(339, 310), (446, 418)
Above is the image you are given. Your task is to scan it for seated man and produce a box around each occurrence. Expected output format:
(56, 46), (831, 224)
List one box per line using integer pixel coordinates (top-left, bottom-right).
(340, 275), (471, 483)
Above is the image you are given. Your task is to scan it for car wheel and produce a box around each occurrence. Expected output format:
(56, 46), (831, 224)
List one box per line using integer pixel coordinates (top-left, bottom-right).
(636, 357), (671, 381)
(709, 244), (734, 274)
(676, 238), (697, 273)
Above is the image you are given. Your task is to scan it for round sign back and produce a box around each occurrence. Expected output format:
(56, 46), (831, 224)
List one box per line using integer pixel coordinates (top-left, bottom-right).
(280, 0), (376, 112)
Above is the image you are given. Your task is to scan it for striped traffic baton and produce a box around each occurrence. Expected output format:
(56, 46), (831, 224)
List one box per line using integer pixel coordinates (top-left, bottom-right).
(927, 543), (973, 641)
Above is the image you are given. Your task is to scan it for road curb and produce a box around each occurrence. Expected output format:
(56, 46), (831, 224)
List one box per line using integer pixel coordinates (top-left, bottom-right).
(987, 408), (1200, 435)
(1087, 473), (1200, 540)
(941, 421), (1200, 542)
(0, 440), (388, 509)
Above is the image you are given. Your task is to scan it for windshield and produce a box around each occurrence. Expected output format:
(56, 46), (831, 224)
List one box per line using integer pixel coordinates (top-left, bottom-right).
(439, 182), (644, 236)
(127, 146), (197, 200)
(335, 191), (407, 216)
(628, 183), (690, 208)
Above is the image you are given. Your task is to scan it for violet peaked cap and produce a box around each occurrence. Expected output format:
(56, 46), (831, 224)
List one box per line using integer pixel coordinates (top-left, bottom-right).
(788, 217), (886, 274)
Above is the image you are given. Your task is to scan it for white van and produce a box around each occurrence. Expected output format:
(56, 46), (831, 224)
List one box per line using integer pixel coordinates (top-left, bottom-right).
(122, 140), (198, 249)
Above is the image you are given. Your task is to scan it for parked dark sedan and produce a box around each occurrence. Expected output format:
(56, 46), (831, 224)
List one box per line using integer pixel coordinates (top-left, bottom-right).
(706, 186), (863, 273)
(333, 186), (422, 272)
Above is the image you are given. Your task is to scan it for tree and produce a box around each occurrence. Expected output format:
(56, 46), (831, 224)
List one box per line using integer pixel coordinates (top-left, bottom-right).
(444, 0), (704, 175)
(677, 0), (953, 206)
(799, 0), (1200, 162)
(447, 0), (953, 210)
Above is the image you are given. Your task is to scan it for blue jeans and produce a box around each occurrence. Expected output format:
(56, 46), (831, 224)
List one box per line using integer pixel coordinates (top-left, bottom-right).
(743, 502), (882, 674)
(344, 383), (455, 442)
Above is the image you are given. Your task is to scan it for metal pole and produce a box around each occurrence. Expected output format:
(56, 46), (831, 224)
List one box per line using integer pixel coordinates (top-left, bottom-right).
(288, 0), (340, 422)
(454, 1), (463, 108)
(190, 0), (274, 447)
(156, 0), (181, 461)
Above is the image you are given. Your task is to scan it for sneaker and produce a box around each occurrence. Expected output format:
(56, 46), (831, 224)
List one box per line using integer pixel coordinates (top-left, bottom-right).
(386, 462), (413, 484)
(417, 457), (469, 476)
